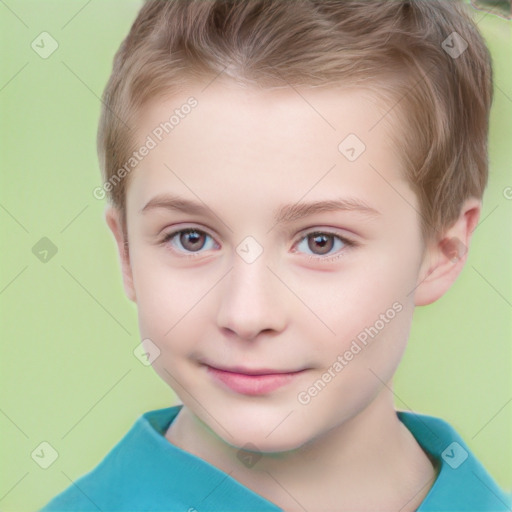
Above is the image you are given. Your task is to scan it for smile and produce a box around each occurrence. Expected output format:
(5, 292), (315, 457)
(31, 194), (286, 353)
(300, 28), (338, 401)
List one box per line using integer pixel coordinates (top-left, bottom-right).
(204, 364), (308, 395)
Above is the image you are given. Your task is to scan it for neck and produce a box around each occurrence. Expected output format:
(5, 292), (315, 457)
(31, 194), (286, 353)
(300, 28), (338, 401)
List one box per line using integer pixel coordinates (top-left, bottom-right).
(165, 384), (438, 512)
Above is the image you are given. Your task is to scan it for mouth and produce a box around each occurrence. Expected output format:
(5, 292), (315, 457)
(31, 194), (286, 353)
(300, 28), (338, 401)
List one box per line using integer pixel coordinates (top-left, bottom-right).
(203, 363), (309, 396)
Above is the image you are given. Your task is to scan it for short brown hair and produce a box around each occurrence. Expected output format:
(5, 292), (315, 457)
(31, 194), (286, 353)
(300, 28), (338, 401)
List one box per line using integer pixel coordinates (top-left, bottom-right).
(97, 0), (493, 243)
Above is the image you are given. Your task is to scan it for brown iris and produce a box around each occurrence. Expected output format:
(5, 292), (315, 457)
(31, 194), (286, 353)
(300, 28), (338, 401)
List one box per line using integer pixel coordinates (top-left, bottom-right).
(307, 233), (334, 255)
(179, 230), (207, 252)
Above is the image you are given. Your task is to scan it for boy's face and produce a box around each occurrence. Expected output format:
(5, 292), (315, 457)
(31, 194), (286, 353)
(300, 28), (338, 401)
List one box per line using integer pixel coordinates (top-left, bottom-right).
(111, 80), (430, 451)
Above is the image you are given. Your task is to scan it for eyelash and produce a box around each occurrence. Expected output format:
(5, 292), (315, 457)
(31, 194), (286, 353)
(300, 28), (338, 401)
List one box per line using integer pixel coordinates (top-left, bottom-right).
(159, 228), (356, 263)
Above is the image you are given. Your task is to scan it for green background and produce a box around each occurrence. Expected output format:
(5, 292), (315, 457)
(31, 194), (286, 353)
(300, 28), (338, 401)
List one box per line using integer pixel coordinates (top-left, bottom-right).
(0, 1), (510, 510)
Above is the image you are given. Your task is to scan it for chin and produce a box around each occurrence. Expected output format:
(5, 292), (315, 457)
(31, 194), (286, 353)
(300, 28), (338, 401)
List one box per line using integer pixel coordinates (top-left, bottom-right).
(226, 432), (307, 454)
(208, 412), (312, 454)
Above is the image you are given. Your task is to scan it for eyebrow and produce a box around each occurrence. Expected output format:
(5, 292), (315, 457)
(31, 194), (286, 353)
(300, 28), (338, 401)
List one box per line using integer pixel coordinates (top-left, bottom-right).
(140, 193), (380, 224)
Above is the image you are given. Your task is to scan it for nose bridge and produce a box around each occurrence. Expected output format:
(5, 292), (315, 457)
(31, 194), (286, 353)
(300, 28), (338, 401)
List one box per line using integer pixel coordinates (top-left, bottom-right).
(216, 249), (286, 339)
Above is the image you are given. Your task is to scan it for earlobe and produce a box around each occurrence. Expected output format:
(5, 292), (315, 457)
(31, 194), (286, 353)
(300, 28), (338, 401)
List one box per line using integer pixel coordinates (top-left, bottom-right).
(414, 198), (481, 306)
(105, 206), (137, 303)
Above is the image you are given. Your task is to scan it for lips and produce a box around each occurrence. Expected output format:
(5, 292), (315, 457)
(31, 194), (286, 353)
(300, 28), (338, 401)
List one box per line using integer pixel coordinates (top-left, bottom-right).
(203, 363), (308, 395)
(207, 364), (301, 376)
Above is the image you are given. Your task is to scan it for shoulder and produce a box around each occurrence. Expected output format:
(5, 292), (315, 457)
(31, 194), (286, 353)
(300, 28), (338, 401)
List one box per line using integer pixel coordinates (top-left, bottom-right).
(398, 410), (512, 511)
(39, 406), (184, 512)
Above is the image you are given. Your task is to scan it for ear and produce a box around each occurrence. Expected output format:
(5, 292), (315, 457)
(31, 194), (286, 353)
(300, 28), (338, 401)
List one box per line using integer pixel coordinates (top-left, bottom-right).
(414, 198), (481, 306)
(105, 206), (136, 302)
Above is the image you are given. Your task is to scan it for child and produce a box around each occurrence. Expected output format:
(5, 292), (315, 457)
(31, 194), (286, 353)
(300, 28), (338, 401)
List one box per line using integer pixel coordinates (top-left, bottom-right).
(41, 0), (511, 510)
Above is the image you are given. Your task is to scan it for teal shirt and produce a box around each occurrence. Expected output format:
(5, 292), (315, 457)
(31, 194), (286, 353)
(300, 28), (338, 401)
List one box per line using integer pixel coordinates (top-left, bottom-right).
(40, 405), (511, 511)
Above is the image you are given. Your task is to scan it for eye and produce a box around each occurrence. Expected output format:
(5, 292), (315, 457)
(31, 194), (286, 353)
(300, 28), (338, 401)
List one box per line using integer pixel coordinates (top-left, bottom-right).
(293, 231), (355, 262)
(160, 227), (356, 262)
(161, 228), (218, 256)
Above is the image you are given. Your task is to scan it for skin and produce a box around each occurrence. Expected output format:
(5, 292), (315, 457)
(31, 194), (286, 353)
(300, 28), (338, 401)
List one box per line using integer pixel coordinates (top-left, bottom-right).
(106, 79), (480, 511)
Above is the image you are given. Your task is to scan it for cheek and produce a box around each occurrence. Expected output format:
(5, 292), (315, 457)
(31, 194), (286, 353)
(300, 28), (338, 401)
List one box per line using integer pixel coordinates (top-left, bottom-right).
(294, 299), (414, 427)
(296, 254), (415, 341)
(289, 248), (418, 394)
(131, 252), (219, 354)
(131, 251), (181, 333)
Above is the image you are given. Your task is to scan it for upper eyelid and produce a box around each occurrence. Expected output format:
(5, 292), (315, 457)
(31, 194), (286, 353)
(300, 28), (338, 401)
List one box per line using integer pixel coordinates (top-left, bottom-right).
(163, 226), (217, 243)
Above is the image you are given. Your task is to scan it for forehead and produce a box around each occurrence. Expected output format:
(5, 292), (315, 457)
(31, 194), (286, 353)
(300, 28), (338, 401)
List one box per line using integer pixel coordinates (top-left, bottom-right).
(126, 80), (409, 218)
(137, 80), (399, 154)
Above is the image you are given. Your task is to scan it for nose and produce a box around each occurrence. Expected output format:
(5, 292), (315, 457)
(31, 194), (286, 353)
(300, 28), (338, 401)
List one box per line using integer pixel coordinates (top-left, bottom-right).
(216, 255), (287, 341)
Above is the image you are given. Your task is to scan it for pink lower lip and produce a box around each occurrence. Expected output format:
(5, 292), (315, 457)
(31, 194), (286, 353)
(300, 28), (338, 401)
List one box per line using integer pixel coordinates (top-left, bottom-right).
(205, 366), (306, 395)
